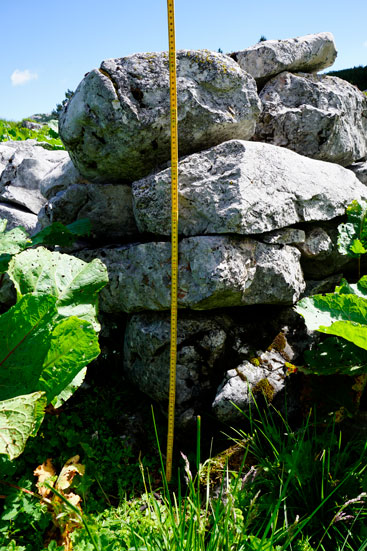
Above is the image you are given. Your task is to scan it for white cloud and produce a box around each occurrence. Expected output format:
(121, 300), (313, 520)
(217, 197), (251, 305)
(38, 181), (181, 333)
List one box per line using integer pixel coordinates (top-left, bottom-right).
(364, 40), (367, 48)
(10, 69), (38, 86)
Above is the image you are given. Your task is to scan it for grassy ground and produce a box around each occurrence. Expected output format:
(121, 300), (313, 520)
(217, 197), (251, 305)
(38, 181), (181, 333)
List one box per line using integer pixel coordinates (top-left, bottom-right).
(1, 364), (366, 551)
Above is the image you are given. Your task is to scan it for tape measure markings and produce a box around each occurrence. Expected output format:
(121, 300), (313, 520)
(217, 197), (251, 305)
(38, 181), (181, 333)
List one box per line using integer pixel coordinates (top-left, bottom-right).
(166, 0), (178, 483)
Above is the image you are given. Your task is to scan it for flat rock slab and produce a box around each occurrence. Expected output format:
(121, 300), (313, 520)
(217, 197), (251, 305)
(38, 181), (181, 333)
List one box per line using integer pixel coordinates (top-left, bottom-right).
(0, 202), (38, 233)
(59, 50), (261, 182)
(254, 72), (367, 167)
(78, 235), (305, 313)
(133, 140), (367, 236)
(0, 140), (68, 214)
(231, 32), (337, 86)
(39, 182), (138, 242)
(124, 311), (233, 428)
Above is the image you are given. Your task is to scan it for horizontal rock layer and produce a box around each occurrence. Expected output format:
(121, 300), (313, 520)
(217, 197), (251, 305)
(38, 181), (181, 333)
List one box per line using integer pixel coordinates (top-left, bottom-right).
(231, 32), (337, 86)
(133, 140), (367, 236)
(78, 235), (305, 313)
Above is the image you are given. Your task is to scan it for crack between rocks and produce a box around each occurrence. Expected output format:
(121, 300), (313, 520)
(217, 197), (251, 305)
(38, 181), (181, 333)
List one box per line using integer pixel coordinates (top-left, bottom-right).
(99, 68), (120, 98)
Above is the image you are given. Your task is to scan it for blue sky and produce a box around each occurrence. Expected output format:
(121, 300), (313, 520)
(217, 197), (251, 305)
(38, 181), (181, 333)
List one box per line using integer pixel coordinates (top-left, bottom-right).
(1, 0), (366, 121)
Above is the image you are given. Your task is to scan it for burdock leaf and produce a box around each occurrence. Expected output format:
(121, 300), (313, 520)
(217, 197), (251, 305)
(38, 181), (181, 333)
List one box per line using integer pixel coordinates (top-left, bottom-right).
(338, 200), (367, 257)
(7, 247), (108, 329)
(295, 293), (367, 351)
(305, 336), (367, 376)
(0, 219), (30, 272)
(31, 219), (91, 247)
(0, 392), (46, 460)
(40, 317), (99, 404)
(0, 294), (56, 400)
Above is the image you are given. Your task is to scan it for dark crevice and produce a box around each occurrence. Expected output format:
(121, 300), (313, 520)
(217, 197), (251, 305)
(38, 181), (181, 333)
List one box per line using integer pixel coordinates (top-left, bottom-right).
(99, 68), (120, 97)
(91, 131), (106, 145)
(131, 86), (145, 108)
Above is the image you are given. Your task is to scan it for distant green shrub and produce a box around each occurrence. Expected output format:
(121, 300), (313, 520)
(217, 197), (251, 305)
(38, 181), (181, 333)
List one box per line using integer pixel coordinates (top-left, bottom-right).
(0, 118), (64, 150)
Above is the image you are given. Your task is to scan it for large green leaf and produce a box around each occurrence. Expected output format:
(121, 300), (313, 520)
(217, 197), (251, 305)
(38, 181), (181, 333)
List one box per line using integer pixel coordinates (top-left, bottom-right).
(0, 391), (46, 460)
(0, 219), (30, 273)
(52, 367), (87, 409)
(31, 218), (91, 247)
(338, 199), (367, 257)
(335, 276), (367, 298)
(295, 293), (367, 351)
(0, 295), (100, 403)
(0, 217), (92, 274)
(304, 336), (367, 376)
(40, 316), (99, 403)
(7, 247), (108, 329)
(0, 294), (56, 400)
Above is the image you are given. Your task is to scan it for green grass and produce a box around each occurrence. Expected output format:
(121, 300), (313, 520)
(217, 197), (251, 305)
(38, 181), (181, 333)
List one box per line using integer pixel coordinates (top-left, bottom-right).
(0, 118), (64, 150)
(1, 392), (367, 550)
(66, 403), (367, 551)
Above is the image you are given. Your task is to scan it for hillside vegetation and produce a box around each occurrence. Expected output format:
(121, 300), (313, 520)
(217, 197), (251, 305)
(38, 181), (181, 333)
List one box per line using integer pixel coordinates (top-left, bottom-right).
(327, 65), (367, 91)
(0, 118), (64, 150)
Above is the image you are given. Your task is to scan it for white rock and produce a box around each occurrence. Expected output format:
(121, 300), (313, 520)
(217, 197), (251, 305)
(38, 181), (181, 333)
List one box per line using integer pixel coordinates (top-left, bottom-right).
(231, 32), (337, 86)
(254, 72), (367, 166)
(0, 202), (38, 233)
(78, 235), (305, 313)
(133, 140), (367, 236)
(0, 140), (68, 214)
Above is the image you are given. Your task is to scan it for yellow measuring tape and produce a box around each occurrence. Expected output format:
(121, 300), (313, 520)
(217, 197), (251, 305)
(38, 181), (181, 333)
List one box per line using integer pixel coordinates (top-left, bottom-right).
(165, 0), (178, 483)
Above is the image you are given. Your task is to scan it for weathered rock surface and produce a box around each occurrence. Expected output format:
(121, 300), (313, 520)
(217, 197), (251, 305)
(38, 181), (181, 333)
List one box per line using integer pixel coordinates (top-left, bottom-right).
(231, 32), (337, 86)
(78, 236), (305, 313)
(39, 182), (138, 241)
(254, 72), (367, 166)
(59, 50), (261, 182)
(297, 223), (353, 279)
(40, 157), (84, 200)
(0, 140), (68, 214)
(0, 203), (38, 233)
(348, 160), (367, 185)
(212, 355), (288, 423)
(123, 305), (313, 427)
(133, 140), (367, 236)
(124, 311), (233, 428)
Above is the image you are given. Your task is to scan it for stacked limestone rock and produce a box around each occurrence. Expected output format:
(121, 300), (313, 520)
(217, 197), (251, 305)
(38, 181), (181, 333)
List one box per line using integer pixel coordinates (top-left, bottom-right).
(2, 33), (367, 428)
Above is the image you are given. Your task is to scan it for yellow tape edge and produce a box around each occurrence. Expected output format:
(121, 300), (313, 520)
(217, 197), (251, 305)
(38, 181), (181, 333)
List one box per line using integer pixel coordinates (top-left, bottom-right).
(165, 0), (178, 483)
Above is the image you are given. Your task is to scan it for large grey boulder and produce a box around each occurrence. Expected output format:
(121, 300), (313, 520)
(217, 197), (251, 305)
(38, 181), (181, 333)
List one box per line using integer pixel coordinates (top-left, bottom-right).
(254, 72), (367, 167)
(39, 182), (138, 241)
(348, 160), (367, 186)
(124, 311), (233, 428)
(133, 140), (367, 236)
(59, 50), (261, 182)
(0, 140), (68, 214)
(78, 236), (305, 313)
(231, 32), (337, 87)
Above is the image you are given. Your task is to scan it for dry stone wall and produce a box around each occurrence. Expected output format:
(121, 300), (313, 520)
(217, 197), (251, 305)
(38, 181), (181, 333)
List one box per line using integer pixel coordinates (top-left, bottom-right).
(1, 32), (367, 428)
